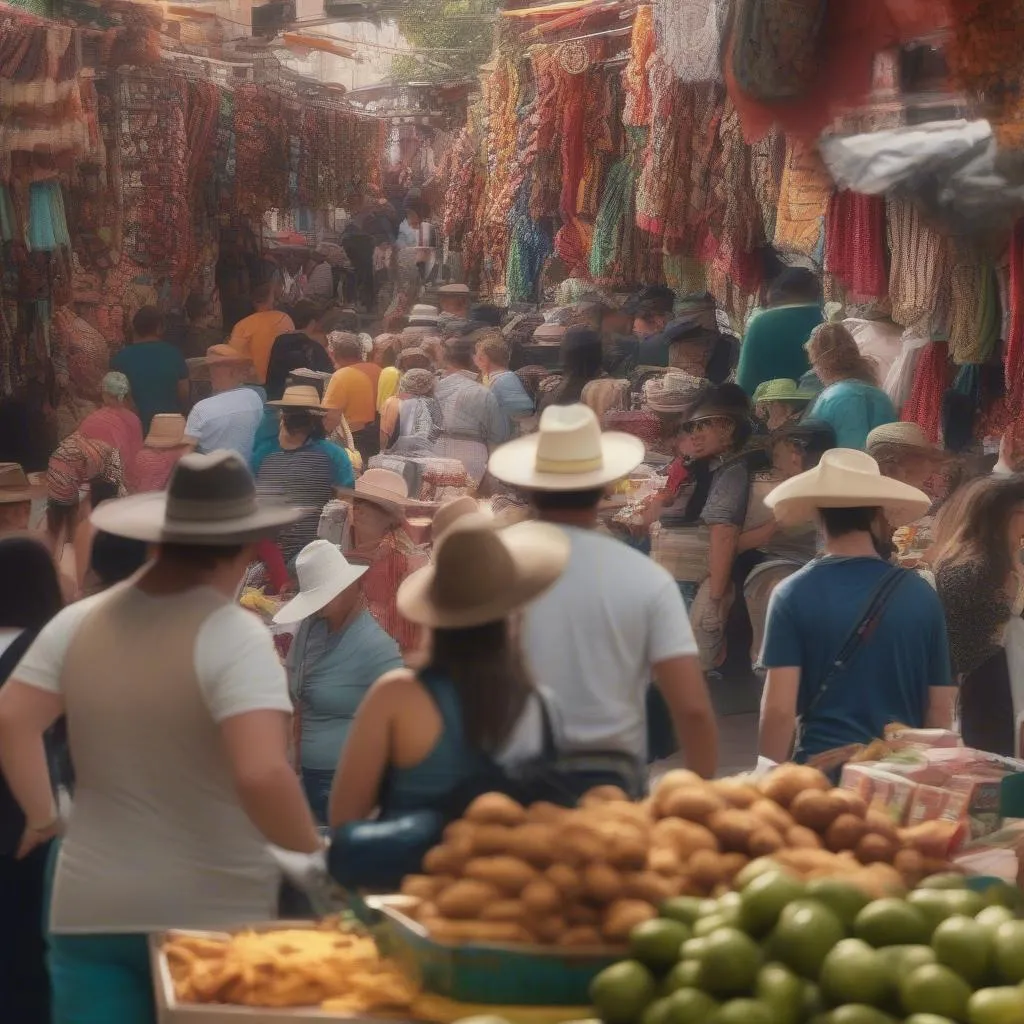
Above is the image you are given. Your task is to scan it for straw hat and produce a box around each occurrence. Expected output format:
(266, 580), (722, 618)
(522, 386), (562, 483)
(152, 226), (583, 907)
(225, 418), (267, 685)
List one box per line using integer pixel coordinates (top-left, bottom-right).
(764, 448), (931, 528)
(273, 539), (369, 625)
(532, 323), (566, 343)
(431, 495), (493, 545)
(145, 414), (194, 450)
(866, 422), (944, 459)
(205, 344), (251, 366)
(398, 516), (569, 628)
(92, 450), (300, 543)
(267, 385), (327, 413)
(0, 462), (43, 503)
(337, 468), (413, 519)
(752, 378), (817, 405)
(643, 370), (705, 414)
(408, 304), (440, 327)
(488, 404), (644, 492)
(438, 283), (470, 296)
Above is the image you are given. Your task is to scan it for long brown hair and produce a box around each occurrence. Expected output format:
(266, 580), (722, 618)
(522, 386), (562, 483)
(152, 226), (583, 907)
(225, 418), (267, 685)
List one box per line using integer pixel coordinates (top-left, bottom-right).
(807, 323), (878, 385)
(428, 620), (534, 753)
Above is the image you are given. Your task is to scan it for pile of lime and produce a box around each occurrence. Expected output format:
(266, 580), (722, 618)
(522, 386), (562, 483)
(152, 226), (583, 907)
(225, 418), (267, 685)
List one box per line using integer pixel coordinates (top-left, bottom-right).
(589, 867), (1024, 1024)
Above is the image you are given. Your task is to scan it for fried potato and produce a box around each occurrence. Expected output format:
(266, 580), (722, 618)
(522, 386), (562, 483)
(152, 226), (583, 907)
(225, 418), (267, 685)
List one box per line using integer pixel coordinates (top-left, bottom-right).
(471, 824), (515, 856)
(465, 793), (527, 827)
(527, 801), (570, 824)
(400, 874), (447, 900)
(506, 823), (558, 867)
(583, 863), (624, 903)
(463, 855), (538, 894)
(423, 843), (471, 876)
(709, 779), (761, 809)
(558, 926), (604, 948)
(621, 870), (678, 904)
(580, 785), (631, 806)
(436, 879), (503, 920)
(651, 817), (719, 858)
(480, 899), (528, 923)
(522, 878), (564, 915)
(602, 899), (657, 942)
(661, 787), (725, 823)
(758, 764), (831, 807)
(428, 919), (534, 944)
(749, 798), (795, 833)
(545, 862), (584, 899)
(707, 809), (761, 853)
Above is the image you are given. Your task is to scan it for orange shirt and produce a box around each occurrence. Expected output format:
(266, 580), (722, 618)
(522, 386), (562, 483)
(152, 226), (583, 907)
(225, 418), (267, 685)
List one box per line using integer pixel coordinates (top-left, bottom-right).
(228, 310), (294, 382)
(323, 365), (376, 428)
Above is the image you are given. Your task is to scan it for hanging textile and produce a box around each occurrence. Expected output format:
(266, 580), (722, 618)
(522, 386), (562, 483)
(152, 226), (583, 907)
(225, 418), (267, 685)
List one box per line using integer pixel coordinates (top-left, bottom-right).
(654, 0), (728, 84)
(622, 5), (655, 126)
(946, 0), (1024, 116)
(886, 197), (953, 335)
(506, 183), (553, 302)
(902, 340), (952, 442)
(749, 131), (785, 243)
(233, 84), (292, 216)
(773, 140), (832, 259)
(947, 261), (997, 365)
(1005, 222), (1024, 411)
(27, 180), (69, 251)
(824, 191), (888, 301)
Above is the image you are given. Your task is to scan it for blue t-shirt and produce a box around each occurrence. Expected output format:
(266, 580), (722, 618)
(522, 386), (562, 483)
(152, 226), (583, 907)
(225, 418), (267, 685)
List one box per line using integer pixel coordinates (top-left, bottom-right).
(111, 341), (189, 432)
(761, 556), (952, 761)
(808, 380), (897, 450)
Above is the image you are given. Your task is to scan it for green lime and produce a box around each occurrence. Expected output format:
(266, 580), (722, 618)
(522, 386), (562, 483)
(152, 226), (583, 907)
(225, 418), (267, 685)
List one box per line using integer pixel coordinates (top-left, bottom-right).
(736, 857), (787, 891)
(681, 937), (708, 961)
(979, 880), (1024, 912)
(709, 998), (778, 1024)
(820, 1006), (897, 1024)
(717, 891), (742, 912)
(819, 938), (893, 1009)
(975, 905), (1015, 936)
(660, 959), (701, 996)
(854, 898), (930, 947)
(642, 997), (673, 1024)
(907, 889), (961, 934)
(883, 944), (936, 981)
(943, 889), (986, 919)
(802, 982), (823, 1019)
(903, 1017), (956, 1024)
(661, 987), (718, 1024)
(932, 915), (993, 986)
(755, 962), (805, 1024)
(590, 960), (657, 1024)
(696, 928), (763, 997)
(993, 920), (1024, 984)
(804, 878), (871, 929)
(898, 963), (972, 1021)
(629, 919), (693, 974)
(918, 873), (970, 890)
(694, 912), (736, 938)
(770, 900), (846, 979)
(660, 895), (705, 927)
(740, 872), (806, 937)
(966, 986), (1024, 1024)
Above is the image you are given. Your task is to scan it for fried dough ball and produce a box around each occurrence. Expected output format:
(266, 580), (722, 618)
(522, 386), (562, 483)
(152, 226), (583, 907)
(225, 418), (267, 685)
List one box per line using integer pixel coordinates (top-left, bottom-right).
(465, 793), (527, 828)
(436, 880), (503, 920)
(463, 856), (538, 895)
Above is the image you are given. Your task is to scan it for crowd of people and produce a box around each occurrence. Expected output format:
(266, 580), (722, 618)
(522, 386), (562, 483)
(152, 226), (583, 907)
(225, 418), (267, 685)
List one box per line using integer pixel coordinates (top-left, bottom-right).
(1, 261), (1023, 1024)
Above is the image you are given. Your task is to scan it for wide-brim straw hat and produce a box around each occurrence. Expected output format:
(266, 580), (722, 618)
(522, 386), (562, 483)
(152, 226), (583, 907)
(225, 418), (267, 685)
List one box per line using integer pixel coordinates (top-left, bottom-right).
(765, 448), (931, 528)
(752, 378), (817, 405)
(273, 539), (369, 625)
(268, 384), (327, 413)
(644, 370), (705, 414)
(398, 515), (569, 628)
(205, 344), (252, 366)
(337, 468), (415, 519)
(488, 404), (644, 492)
(431, 495), (493, 545)
(145, 414), (195, 449)
(866, 421), (945, 460)
(0, 462), (44, 503)
(408, 304), (440, 327)
(92, 450), (300, 543)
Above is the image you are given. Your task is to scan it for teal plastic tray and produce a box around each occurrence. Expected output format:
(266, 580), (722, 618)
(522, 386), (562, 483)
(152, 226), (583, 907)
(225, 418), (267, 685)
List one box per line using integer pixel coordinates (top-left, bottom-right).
(362, 895), (619, 1007)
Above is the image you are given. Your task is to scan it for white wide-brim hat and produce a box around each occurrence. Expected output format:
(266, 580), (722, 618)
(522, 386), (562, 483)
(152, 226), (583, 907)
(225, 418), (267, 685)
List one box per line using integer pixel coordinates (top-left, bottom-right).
(488, 403), (644, 492)
(273, 539), (368, 624)
(398, 515), (568, 628)
(765, 448), (931, 528)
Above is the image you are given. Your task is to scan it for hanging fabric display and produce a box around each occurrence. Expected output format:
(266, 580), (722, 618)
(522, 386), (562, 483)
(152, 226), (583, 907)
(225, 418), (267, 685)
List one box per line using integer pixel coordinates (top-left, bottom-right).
(948, 260), (999, 365)
(886, 197), (953, 335)
(824, 191), (889, 301)
(622, 4), (654, 126)
(1004, 222), (1024, 411)
(654, 0), (728, 84)
(773, 139), (832, 259)
(902, 340), (952, 442)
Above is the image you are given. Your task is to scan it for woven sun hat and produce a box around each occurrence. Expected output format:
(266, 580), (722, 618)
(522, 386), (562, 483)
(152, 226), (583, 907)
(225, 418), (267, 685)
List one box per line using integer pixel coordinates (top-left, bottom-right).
(144, 414), (194, 450)
(431, 495), (493, 545)
(273, 539), (369, 625)
(398, 515), (569, 628)
(866, 421), (944, 459)
(267, 384), (327, 413)
(532, 322), (567, 342)
(408, 304), (440, 327)
(92, 450), (300, 544)
(205, 344), (251, 366)
(0, 462), (44, 503)
(643, 370), (706, 414)
(752, 378), (817, 405)
(764, 448), (931, 528)
(337, 468), (413, 519)
(438, 283), (470, 295)
(488, 403), (644, 492)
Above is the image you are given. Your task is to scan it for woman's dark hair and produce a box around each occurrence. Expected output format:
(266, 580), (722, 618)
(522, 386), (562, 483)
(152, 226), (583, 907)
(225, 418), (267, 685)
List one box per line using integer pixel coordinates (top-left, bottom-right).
(767, 267), (822, 307)
(89, 476), (119, 508)
(281, 410), (326, 441)
(0, 536), (63, 631)
(552, 327), (603, 406)
(934, 475), (1024, 582)
(819, 506), (881, 537)
(531, 488), (605, 512)
(46, 500), (79, 543)
(428, 620), (534, 752)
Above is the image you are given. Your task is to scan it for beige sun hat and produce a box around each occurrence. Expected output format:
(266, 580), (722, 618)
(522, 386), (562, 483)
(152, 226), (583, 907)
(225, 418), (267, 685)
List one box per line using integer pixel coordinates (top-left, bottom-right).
(273, 539), (369, 625)
(438, 283), (470, 295)
(643, 370), (705, 415)
(398, 515), (569, 628)
(532, 323), (566, 342)
(144, 414), (195, 450)
(431, 495), (493, 545)
(764, 448), (931, 528)
(0, 462), (44, 503)
(205, 344), (252, 366)
(408, 304), (440, 327)
(866, 421), (944, 459)
(488, 404), (644, 492)
(337, 468), (413, 519)
(92, 449), (300, 543)
(267, 385), (327, 413)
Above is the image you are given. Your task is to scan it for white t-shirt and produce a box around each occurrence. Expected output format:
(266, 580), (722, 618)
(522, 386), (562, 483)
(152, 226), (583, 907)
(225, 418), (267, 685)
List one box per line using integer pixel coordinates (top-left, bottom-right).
(522, 526), (697, 762)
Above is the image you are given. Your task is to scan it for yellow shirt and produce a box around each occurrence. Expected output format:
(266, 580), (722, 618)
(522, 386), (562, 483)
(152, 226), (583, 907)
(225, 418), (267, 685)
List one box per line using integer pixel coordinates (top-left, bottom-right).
(377, 366), (400, 412)
(323, 365), (376, 429)
(228, 311), (294, 383)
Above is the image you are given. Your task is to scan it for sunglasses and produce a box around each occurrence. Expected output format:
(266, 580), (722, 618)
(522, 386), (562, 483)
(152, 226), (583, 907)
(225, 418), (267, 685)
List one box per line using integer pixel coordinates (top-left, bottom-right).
(682, 416), (733, 435)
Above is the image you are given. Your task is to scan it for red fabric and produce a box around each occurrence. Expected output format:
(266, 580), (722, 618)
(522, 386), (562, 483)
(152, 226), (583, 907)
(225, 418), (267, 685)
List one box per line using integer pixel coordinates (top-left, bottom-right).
(901, 341), (952, 443)
(1004, 221), (1024, 413)
(665, 458), (690, 499)
(129, 446), (185, 494)
(78, 406), (144, 469)
(825, 191), (889, 301)
(256, 538), (289, 594)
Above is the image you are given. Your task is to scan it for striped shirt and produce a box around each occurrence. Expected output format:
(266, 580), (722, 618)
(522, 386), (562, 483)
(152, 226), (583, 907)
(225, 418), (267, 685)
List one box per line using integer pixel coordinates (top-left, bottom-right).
(253, 441), (354, 564)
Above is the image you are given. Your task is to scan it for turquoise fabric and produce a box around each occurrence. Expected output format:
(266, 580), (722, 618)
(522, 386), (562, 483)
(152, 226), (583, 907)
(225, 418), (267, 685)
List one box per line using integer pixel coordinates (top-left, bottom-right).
(48, 933), (154, 1024)
(736, 304), (824, 397)
(808, 379), (897, 450)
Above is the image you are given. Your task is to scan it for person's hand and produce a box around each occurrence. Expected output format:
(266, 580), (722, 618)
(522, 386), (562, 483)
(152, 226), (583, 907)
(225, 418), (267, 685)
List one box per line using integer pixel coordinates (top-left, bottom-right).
(16, 817), (60, 859)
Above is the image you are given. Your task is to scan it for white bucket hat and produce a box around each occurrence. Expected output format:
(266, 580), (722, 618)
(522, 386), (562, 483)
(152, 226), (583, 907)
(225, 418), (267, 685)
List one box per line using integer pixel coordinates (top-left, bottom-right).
(273, 539), (368, 625)
(765, 448), (931, 527)
(488, 404), (644, 492)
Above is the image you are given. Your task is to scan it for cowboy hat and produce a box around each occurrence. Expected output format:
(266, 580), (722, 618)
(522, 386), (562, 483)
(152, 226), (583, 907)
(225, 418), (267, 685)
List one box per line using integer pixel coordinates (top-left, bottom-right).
(643, 370), (705, 415)
(398, 516), (568, 628)
(752, 378), (817, 404)
(866, 421), (945, 459)
(273, 539), (369, 625)
(408, 304), (440, 327)
(144, 414), (195, 449)
(337, 468), (414, 519)
(267, 384), (328, 413)
(488, 404), (644, 492)
(764, 448), (931, 527)
(431, 495), (493, 545)
(91, 450), (300, 543)
(0, 462), (44, 503)
(205, 344), (252, 366)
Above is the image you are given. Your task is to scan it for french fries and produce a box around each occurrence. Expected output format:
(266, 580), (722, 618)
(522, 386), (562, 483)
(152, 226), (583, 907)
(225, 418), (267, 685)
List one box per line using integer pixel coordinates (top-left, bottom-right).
(163, 925), (417, 1011)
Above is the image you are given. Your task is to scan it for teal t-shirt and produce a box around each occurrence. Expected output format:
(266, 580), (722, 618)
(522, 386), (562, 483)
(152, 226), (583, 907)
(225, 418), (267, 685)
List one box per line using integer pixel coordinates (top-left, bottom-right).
(808, 379), (897, 450)
(736, 304), (824, 397)
(111, 341), (188, 431)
